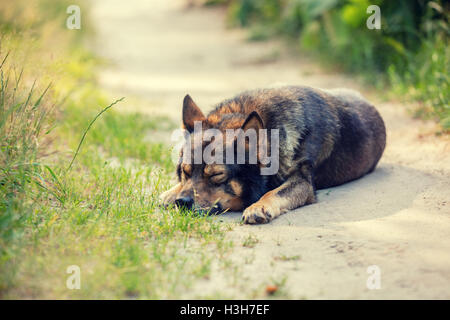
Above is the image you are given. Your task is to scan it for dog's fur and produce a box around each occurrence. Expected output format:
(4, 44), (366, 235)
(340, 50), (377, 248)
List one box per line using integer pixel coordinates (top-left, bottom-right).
(160, 86), (386, 224)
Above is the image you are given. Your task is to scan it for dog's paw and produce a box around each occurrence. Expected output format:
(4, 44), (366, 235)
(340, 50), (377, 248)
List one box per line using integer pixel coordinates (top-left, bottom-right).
(242, 202), (280, 224)
(159, 189), (178, 208)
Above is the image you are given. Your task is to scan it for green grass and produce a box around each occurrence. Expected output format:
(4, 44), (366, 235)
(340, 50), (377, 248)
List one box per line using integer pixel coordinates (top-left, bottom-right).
(0, 0), (235, 299)
(0, 58), (235, 297)
(61, 95), (176, 169)
(0, 81), (233, 298)
(4, 160), (229, 298)
(274, 254), (301, 262)
(242, 233), (259, 248)
(0, 50), (55, 291)
(388, 34), (449, 130)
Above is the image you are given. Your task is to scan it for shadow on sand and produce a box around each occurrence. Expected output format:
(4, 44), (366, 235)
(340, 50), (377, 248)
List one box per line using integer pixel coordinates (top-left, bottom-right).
(219, 162), (438, 227)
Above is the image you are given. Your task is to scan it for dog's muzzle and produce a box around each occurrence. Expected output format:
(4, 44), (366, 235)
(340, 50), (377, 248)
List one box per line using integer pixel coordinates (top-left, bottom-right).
(175, 196), (194, 209)
(175, 196), (223, 215)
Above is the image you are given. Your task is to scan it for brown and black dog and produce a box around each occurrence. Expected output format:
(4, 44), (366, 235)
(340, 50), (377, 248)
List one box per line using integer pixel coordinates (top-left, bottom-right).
(160, 86), (386, 224)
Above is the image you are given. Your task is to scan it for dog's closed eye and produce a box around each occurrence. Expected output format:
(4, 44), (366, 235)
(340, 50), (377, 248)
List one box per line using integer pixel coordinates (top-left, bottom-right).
(204, 165), (228, 184)
(209, 172), (227, 184)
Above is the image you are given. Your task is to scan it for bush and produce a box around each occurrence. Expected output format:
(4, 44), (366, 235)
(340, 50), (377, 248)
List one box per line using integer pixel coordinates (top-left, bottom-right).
(224, 0), (449, 131)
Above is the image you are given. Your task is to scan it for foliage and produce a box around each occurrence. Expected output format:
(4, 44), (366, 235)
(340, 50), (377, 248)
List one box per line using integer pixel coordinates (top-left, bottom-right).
(224, 0), (449, 131)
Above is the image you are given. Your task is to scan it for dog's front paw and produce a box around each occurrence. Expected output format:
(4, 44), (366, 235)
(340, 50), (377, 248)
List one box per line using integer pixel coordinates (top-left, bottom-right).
(242, 202), (280, 224)
(159, 188), (178, 208)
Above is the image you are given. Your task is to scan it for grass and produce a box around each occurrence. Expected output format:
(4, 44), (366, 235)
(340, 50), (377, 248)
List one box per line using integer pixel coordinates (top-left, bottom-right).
(0, 48), (236, 297)
(242, 233), (259, 248)
(4, 162), (229, 298)
(388, 33), (449, 130)
(0, 70), (233, 298)
(67, 97), (125, 171)
(0, 0), (235, 299)
(274, 254), (301, 262)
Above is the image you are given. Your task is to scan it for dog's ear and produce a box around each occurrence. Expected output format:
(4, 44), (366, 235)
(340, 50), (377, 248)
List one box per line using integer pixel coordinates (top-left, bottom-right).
(182, 94), (205, 133)
(239, 111), (265, 164)
(242, 111), (264, 133)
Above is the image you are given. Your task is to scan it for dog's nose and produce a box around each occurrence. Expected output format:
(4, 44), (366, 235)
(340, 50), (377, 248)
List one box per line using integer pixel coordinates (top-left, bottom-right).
(175, 196), (194, 209)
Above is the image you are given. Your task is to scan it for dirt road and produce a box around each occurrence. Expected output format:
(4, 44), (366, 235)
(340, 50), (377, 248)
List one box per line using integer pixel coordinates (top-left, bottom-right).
(91, 0), (450, 299)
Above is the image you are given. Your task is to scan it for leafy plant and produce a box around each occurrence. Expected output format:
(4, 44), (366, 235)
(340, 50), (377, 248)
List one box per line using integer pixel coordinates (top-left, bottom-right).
(223, 0), (449, 131)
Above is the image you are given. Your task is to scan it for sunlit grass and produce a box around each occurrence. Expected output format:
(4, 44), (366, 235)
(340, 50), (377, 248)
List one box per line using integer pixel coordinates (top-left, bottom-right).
(4, 156), (229, 299)
(0, 0), (234, 299)
(1, 77), (232, 298)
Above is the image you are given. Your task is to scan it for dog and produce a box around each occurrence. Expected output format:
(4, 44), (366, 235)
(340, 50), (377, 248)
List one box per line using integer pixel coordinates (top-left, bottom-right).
(160, 86), (386, 224)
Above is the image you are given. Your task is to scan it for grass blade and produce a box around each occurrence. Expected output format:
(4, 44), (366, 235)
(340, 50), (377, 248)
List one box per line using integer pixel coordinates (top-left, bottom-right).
(67, 97), (125, 171)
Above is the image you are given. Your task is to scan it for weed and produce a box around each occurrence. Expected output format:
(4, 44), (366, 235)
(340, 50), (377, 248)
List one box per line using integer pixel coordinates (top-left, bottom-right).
(242, 233), (259, 248)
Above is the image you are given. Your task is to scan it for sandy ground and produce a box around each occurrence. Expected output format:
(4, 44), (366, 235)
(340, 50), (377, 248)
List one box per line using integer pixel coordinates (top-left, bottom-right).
(90, 0), (450, 299)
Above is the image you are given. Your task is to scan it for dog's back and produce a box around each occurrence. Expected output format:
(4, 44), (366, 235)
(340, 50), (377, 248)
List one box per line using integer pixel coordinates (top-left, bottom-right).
(314, 88), (386, 188)
(207, 86), (386, 189)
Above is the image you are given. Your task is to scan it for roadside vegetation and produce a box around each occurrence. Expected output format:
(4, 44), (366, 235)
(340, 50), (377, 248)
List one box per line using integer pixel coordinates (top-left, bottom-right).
(0, 0), (231, 298)
(207, 0), (449, 132)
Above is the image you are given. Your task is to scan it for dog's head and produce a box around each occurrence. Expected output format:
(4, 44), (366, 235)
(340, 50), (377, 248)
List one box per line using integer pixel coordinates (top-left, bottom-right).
(173, 95), (268, 214)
